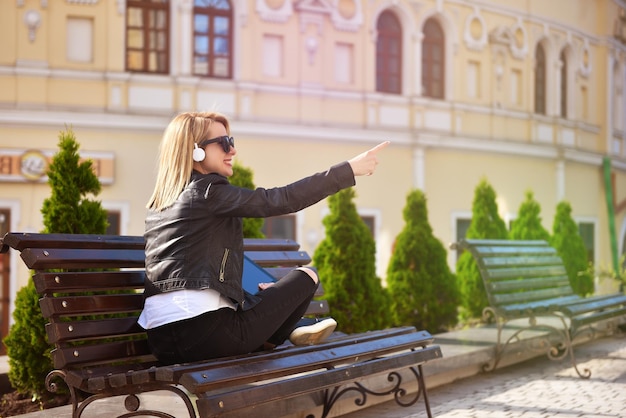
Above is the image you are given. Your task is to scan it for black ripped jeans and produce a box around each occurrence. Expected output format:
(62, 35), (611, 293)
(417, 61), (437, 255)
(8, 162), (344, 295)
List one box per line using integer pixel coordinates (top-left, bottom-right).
(146, 269), (317, 364)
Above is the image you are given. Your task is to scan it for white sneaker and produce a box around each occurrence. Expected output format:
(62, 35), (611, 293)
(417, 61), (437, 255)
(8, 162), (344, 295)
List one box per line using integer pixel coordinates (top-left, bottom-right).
(289, 318), (337, 346)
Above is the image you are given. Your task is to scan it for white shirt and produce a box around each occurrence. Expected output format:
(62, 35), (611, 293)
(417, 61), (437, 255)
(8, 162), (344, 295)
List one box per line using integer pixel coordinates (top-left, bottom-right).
(138, 288), (237, 329)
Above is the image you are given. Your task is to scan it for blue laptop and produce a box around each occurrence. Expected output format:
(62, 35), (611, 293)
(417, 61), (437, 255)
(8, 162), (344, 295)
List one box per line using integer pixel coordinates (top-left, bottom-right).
(242, 254), (277, 294)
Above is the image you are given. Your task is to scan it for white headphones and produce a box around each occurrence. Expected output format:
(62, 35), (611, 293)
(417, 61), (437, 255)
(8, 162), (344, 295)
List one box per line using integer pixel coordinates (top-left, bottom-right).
(192, 143), (205, 162)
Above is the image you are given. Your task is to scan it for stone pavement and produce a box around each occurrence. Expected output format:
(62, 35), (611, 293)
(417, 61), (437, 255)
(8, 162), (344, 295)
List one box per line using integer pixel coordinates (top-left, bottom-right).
(5, 321), (626, 417)
(343, 333), (626, 418)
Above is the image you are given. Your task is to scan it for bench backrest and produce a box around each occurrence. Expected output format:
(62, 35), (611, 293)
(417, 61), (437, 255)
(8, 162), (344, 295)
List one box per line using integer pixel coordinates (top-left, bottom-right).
(0, 232), (326, 371)
(454, 239), (576, 309)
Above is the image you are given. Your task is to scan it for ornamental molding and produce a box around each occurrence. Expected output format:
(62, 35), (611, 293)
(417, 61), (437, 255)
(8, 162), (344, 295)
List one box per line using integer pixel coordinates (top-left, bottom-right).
(463, 6), (487, 51)
(488, 19), (527, 60)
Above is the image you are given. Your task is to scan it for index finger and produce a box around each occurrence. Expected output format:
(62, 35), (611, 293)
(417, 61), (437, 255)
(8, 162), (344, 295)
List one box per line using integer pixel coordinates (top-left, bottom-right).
(368, 141), (390, 154)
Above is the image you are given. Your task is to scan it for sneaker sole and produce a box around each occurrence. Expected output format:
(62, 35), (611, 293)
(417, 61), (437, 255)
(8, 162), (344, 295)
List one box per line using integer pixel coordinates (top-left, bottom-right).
(289, 319), (337, 346)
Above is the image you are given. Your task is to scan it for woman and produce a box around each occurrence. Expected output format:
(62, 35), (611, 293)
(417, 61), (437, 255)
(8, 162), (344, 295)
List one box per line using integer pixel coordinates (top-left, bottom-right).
(138, 111), (388, 364)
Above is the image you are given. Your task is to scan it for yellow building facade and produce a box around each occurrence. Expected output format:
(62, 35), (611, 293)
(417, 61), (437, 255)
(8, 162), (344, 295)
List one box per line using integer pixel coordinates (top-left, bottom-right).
(1, 0), (625, 332)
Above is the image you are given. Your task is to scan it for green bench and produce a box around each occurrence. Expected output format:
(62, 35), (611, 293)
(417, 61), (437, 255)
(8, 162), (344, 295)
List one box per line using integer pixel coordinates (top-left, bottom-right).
(1, 232), (442, 418)
(453, 239), (626, 378)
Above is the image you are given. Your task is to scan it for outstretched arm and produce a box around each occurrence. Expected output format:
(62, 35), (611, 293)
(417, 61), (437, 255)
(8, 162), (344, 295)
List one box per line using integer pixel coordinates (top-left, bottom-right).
(348, 141), (390, 177)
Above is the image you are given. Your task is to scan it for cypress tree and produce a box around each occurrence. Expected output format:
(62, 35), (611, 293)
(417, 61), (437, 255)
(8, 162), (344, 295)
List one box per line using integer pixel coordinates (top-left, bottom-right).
(456, 178), (508, 319)
(313, 188), (389, 333)
(386, 189), (458, 333)
(551, 201), (593, 295)
(229, 160), (264, 238)
(510, 190), (550, 240)
(4, 129), (108, 399)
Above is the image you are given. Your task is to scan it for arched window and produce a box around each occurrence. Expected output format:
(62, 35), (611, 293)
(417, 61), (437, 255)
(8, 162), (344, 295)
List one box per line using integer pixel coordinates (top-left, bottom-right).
(422, 18), (445, 99)
(614, 62), (624, 132)
(376, 10), (402, 94)
(535, 43), (546, 115)
(193, 0), (233, 78)
(126, 0), (170, 74)
(560, 48), (568, 118)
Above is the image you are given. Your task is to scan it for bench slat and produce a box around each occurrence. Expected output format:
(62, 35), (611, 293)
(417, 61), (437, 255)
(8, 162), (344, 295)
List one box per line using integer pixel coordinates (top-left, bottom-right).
(488, 276), (571, 293)
(481, 255), (564, 268)
(562, 294), (626, 316)
(52, 339), (154, 369)
(244, 250), (311, 266)
(179, 331), (434, 393)
(21, 248), (146, 270)
(155, 327), (419, 383)
(491, 286), (576, 306)
(39, 294), (144, 318)
(483, 265), (567, 280)
(46, 317), (144, 344)
(196, 346), (442, 417)
(1, 233), (145, 251)
(494, 291), (580, 312)
(34, 271), (145, 294)
(242, 238), (300, 251)
(571, 305), (626, 328)
(472, 245), (558, 257)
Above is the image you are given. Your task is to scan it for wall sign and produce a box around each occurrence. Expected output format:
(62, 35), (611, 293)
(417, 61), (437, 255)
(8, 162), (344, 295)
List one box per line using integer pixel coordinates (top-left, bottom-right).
(0, 148), (114, 184)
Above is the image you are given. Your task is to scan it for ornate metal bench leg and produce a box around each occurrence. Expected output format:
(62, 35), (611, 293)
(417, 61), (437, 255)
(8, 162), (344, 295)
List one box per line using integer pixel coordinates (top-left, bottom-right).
(311, 364), (432, 418)
(481, 307), (506, 373)
(45, 370), (197, 418)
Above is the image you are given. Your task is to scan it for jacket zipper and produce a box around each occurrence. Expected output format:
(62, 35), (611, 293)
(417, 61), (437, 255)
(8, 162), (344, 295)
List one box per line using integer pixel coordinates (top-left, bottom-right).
(219, 248), (229, 282)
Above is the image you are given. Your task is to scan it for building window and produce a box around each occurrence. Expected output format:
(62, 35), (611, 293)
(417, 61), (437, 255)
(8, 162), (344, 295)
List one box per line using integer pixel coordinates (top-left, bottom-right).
(467, 60), (480, 99)
(106, 211), (121, 235)
(422, 18), (445, 99)
(578, 222), (595, 263)
(126, 0), (170, 74)
(376, 10), (402, 94)
(262, 34), (283, 77)
(535, 43), (546, 115)
(511, 68), (522, 105)
(613, 62), (624, 132)
(334, 42), (354, 85)
(560, 48), (568, 119)
(455, 218), (471, 263)
(580, 85), (588, 120)
(66, 17), (93, 63)
(262, 215), (296, 240)
(360, 215), (375, 238)
(193, 0), (233, 78)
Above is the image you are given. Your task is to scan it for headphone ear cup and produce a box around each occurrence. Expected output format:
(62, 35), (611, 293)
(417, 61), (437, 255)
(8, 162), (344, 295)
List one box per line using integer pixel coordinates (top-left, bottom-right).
(192, 143), (205, 162)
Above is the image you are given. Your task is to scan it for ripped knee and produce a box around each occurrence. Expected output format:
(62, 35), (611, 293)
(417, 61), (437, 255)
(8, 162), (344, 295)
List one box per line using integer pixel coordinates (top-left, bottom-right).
(296, 267), (318, 284)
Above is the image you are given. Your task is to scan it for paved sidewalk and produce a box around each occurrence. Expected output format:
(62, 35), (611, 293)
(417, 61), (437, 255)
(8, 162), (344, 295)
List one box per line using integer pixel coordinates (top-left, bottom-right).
(343, 333), (626, 418)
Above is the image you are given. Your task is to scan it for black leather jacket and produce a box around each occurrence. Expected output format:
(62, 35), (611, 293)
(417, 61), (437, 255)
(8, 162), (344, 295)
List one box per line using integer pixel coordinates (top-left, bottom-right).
(144, 161), (355, 310)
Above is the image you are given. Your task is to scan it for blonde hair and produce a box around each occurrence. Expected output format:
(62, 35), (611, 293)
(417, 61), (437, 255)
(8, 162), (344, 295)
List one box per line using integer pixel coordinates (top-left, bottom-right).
(147, 111), (231, 211)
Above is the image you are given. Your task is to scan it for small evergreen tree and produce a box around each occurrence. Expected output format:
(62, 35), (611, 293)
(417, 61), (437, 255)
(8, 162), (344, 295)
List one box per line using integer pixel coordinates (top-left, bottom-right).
(229, 161), (264, 238)
(4, 129), (108, 399)
(509, 190), (550, 240)
(456, 179), (508, 319)
(313, 188), (389, 333)
(551, 201), (593, 295)
(387, 189), (458, 333)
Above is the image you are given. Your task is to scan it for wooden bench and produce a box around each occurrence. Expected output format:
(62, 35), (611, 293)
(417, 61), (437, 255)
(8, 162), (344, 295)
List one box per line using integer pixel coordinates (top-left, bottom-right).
(452, 239), (626, 378)
(1, 232), (442, 418)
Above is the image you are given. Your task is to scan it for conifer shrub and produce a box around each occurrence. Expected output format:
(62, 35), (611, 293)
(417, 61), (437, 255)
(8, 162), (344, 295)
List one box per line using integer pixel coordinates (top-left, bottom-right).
(456, 179), (508, 319)
(386, 189), (458, 333)
(551, 201), (593, 295)
(4, 129), (108, 399)
(313, 188), (390, 333)
(229, 160), (265, 238)
(509, 190), (550, 240)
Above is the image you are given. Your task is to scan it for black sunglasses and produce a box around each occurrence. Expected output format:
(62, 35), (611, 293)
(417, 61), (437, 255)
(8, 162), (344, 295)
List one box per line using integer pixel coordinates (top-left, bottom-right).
(199, 135), (235, 153)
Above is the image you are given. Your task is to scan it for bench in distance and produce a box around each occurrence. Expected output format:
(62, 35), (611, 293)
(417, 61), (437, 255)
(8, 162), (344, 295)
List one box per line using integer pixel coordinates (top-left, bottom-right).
(453, 238), (626, 378)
